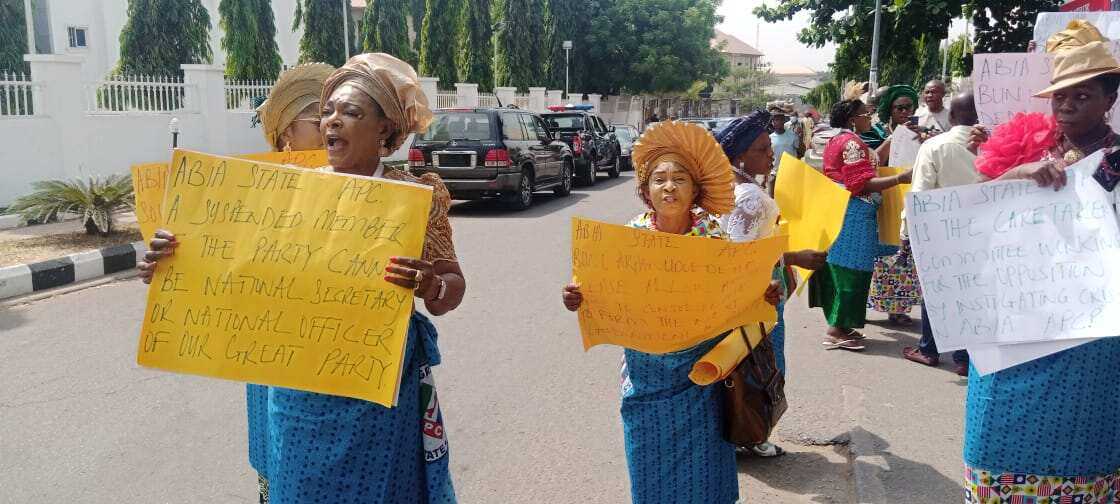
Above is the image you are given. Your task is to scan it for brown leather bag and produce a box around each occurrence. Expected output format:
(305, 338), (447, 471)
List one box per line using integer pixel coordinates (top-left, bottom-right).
(721, 324), (788, 446)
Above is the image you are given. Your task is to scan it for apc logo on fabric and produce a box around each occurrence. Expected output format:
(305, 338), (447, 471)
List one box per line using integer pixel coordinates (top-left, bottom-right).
(419, 365), (448, 462)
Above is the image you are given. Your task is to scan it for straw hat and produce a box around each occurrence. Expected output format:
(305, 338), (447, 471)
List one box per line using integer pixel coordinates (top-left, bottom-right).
(767, 100), (795, 116)
(1034, 20), (1120, 98)
(632, 121), (734, 215)
(257, 63), (335, 149)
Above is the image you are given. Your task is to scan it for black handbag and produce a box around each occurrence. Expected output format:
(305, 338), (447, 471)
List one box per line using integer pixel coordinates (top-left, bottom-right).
(721, 324), (788, 446)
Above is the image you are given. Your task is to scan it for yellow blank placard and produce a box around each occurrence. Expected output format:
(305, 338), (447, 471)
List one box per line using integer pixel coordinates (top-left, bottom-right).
(773, 154), (850, 282)
(877, 166), (910, 247)
(572, 217), (787, 354)
(138, 149), (433, 407)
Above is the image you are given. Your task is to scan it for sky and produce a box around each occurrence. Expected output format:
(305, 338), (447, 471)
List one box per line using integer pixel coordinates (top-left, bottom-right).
(716, 0), (971, 73)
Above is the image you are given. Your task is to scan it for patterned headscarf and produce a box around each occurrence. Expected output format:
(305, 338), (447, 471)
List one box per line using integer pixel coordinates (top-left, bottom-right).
(256, 63), (335, 150)
(714, 110), (771, 163)
(876, 84), (919, 124)
(321, 53), (434, 153)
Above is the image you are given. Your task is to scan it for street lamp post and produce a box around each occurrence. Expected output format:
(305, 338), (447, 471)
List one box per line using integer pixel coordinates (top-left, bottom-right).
(563, 40), (573, 100)
(869, 0), (882, 90)
(342, 0), (351, 60)
(23, 0), (35, 54)
(169, 117), (180, 148)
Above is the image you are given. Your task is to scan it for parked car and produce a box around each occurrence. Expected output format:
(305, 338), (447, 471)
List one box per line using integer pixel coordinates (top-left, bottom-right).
(409, 108), (574, 210)
(542, 110), (622, 186)
(612, 124), (639, 171)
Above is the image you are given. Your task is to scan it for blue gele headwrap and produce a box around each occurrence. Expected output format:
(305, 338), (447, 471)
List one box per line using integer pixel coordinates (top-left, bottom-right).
(714, 110), (771, 162)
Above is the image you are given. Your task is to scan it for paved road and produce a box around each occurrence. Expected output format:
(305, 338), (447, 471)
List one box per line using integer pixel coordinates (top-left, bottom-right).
(0, 172), (966, 503)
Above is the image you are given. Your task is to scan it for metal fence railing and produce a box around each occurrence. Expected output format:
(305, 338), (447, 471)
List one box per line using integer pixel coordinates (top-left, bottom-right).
(436, 91), (457, 109)
(479, 92), (498, 108)
(85, 74), (193, 114)
(225, 79), (274, 111)
(0, 71), (34, 118)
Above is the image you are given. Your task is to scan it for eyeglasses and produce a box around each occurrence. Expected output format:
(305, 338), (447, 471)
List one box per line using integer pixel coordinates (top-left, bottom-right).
(854, 112), (873, 118)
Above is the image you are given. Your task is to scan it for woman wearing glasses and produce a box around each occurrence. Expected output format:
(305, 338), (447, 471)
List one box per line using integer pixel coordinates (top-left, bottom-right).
(861, 85), (925, 326)
(808, 92), (911, 351)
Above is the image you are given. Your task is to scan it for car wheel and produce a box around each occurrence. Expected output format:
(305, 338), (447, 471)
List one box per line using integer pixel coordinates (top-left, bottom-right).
(578, 158), (596, 187)
(504, 170), (534, 210)
(607, 154), (621, 178)
(554, 159), (573, 197)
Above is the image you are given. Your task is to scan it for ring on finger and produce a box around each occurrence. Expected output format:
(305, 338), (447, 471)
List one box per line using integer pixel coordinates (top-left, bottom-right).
(413, 270), (425, 288)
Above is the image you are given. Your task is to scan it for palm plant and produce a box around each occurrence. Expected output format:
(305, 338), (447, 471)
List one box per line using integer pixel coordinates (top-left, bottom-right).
(9, 175), (135, 236)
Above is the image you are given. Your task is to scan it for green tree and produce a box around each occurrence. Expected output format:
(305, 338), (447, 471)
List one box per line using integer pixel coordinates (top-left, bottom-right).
(756, 0), (1062, 86)
(972, 0), (1062, 54)
(940, 34), (973, 81)
(457, 0), (493, 91)
(293, 0), (353, 66)
(1, 0), (27, 73)
(584, 0), (727, 95)
(219, 0), (282, 80)
(543, 0), (591, 92)
(118, 0), (212, 76)
(419, 0), (461, 84)
(411, 0), (427, 51)
(713, 66), (777, 109)
(495, 0), (542, 90)
(361, 0), (417, 64)
(804, 80), (841, 112)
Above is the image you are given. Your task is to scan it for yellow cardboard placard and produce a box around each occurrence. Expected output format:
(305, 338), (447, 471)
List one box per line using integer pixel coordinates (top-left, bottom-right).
(773, 154), (850, 283)
(131, 162), (170, 242)
(877, 166), (910, 247)
(237, 149), (330, 168)
(571, 217), (787, 354)
(137, 149), (433, 407)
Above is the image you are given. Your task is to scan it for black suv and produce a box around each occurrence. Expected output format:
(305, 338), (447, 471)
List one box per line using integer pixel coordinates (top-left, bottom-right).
(541, 111), (622, 186)
(409, 108), (574, 210)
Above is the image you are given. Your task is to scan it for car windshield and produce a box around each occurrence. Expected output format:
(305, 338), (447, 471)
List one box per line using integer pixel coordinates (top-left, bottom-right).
(420, 112), (492, 141)
(545, 114), (584, 130)
(614, 128), (636, 143)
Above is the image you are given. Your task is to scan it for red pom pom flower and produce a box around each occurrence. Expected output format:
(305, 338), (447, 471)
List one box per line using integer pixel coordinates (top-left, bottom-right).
(975, 113), (1058, 179)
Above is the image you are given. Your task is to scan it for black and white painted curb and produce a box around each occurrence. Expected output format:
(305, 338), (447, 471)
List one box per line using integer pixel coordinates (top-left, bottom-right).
(0, 241), (146, 300)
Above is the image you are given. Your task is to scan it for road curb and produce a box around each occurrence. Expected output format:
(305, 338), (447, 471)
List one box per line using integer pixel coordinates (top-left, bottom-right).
(0, 241), (146, 300)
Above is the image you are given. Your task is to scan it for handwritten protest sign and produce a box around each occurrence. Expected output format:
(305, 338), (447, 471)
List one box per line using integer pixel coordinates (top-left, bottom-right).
(973, 46), (1120, 128)
(571, 217), (787, 354)
(137, 149), (433, 406)
(888, 128), (921, 168)
(906, 153), (1120, 367)
(1033, 12), (1120, 52)
(238, 149), (330, 168)
(131, 162), (170, 242)
(878, 167), (910, 247)
(774, 154), (850, 281)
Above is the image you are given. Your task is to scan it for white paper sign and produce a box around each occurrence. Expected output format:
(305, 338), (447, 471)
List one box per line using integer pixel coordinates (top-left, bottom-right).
(1033, 12), (1120, 52)
(907, 153), (1120, 353)
(972, 47), (1120, 128)
(968, 338), (1095, 376)
(888, 127), (921, 168)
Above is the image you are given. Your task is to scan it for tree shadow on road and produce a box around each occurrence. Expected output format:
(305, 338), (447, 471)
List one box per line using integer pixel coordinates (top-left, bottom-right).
(849, 427), (965, 504)
(737, 444), (853, 503)
(0, 303), (29, 332)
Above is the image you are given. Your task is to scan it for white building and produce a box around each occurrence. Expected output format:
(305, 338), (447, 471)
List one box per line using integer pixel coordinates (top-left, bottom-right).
(711, 29), (763, 70)
(25, 0), (306, 82)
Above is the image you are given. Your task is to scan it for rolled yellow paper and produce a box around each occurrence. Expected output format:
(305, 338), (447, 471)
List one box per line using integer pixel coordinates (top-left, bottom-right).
(689, 323), (772, 386)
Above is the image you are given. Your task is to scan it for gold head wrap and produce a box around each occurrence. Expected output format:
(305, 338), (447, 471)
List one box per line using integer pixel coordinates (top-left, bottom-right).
(257, 63), (335, 150)
(1035, 20), (1120, 97)
(321, 53), (434, 153)
(631, 121), (734, 215)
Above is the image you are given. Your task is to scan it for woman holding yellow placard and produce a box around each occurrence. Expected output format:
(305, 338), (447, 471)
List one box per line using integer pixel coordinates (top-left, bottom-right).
(562, 121), (779, 503)
(713, 110), (827, 458)
(139, 53), (466, 504)
(808, 95), (911, 351)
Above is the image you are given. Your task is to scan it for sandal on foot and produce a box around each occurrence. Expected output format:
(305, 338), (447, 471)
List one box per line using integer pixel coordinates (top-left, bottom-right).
(737, 442), (785, 458)
(822, 338), (866, 351)
(888, 314), (914, 325)
(843, 328), (867, 340)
